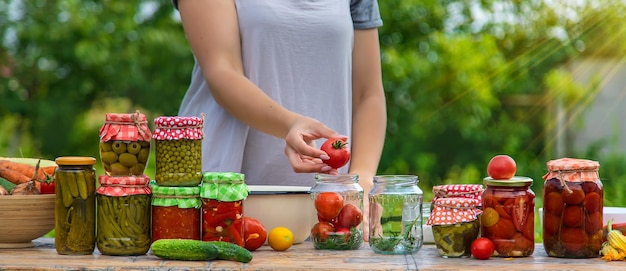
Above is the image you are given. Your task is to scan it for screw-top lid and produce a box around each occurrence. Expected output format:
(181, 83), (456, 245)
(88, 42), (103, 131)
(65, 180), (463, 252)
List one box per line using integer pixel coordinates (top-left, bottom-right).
(55, 156), (96, 166)
(483, 176), (533, 187)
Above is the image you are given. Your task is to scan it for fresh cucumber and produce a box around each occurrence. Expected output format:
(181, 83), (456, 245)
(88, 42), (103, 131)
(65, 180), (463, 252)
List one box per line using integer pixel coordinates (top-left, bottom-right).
(151, 239), (218, 261)
(150, 239), (253, 263)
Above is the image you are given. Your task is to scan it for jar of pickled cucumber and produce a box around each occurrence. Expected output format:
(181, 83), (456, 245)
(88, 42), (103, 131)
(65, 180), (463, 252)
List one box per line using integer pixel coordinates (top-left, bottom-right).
(482, 176), (535, 257)
(309, 174), (363, 250)
(369, 175), (423, 255)
(99, 111), (152, 176)
(201, 172), (249, 247)
(153, 116), (203, 186)
(428, 197), (481, 258)
(96, 175), (151, 256)
(151, 183), (201, 242)
(542, 158), (603, 258)
(54, 156), (97, 255)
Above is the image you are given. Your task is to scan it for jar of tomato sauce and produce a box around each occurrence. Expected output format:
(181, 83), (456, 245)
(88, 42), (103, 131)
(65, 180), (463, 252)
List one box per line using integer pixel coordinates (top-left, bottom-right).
(310, 173), (363, 250)
(201, 172), (249, 247)
(151, 183), (201, 242)
(542, 158), (603, 258)
(481, 176), (535, 257)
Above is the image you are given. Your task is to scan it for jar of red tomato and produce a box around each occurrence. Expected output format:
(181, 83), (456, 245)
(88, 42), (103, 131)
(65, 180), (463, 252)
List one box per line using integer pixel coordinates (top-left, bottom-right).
(310, 174), (363, 250)
(151, 183), (201, 242)
(481, 176), (535, 257)
(201, 172), (249, 247)
(542, 158), (603, 258)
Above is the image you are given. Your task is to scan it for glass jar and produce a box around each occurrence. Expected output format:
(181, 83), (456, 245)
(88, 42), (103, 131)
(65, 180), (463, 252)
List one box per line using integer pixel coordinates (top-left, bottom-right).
(542, 158), (603, 258)
(482, 176), (535, 257)
(99, 111), (152, 176)
(201, 172), (249, 247)
(96, 175), (151, 256)
(309, 174), (363, 250)
(369, 175), (423, 255)
(153, 116), (203, 186)
(151, 183), (201, 242)
(54, 156), (97, 255)
(428, 198), (481, 258)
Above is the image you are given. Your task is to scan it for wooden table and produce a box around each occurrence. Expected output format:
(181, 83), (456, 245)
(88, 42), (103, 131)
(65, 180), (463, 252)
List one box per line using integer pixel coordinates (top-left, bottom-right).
(0, 238), (623, 270)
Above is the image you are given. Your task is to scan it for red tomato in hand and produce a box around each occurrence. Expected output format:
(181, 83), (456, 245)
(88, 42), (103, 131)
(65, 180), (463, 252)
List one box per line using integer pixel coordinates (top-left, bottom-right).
(320, 137), (350, 169)
(471, 237), (495, 260)
(487, 155), (516, 179)
(314, 192), (344, 220)
(311, 222), (334, 242)
(242, 217), (267, 251)
(337, 203), (362, 228)
(39, 180), (55, 194)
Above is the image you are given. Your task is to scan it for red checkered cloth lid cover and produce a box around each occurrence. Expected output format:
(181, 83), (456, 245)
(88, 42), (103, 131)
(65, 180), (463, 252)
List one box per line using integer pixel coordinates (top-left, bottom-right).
(99, 111), (152, 142)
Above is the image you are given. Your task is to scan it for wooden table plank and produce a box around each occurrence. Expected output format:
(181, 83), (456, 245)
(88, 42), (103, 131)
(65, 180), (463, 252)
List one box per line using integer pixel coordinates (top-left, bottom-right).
(0, 238), (624, 270)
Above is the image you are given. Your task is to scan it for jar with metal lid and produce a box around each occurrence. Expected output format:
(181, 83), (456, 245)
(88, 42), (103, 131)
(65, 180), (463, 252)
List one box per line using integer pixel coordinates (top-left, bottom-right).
(54, 156), (97, 255)
(310, 173), (363, 250)
(99, 111), (152, 176)
(201, 172), (249, 247)
(369, 175), (423, 255)
(542, 158), (603, 258)
(153, 116), (203, 186)
(482, 176), (535, 257)
(428, 198), (482, 258)
(96, 175), (151, 256)
(151, 183), (201, 242)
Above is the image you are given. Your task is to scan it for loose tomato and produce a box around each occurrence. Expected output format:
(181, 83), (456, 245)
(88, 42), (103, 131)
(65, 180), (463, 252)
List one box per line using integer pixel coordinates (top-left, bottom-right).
(337, 203), (362, 228)
(320, 137), (350, 169)
(311, 222), (334, 242)
(242, 217), (267, 251)
(486, 155), (516, 179)
(39, 180), (55, 194)
(314, 192), (344, 220)
(471, 237), (495, 260)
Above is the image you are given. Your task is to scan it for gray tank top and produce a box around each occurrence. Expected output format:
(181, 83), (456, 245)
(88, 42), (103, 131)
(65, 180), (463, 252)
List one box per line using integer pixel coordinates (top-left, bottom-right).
(177, 0), (382, 186)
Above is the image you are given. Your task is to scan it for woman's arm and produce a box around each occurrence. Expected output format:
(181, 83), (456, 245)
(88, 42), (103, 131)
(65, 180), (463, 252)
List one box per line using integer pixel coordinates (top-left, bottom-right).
(177, 0), (336, 172)
(349, 28), (387, 240)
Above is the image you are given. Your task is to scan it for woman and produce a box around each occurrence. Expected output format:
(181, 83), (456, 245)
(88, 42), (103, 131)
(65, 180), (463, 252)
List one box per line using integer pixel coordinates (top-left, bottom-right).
(174, 0), (386, 239)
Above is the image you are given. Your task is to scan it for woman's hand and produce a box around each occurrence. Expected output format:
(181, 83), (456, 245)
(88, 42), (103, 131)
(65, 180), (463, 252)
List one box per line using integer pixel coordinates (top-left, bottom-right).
(284, 116), (341, 174)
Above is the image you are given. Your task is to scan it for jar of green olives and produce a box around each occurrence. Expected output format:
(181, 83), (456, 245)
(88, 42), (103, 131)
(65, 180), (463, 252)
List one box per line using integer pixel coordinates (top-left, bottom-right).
(310, 174), (363, 250)
(99, 111), (152, 176)
(54, 156), (97, 255)
(153, 116), (204, 186)
(427, 198), (482, 258)
(96, 175), (151, 256)
(369, 175), (423, 255)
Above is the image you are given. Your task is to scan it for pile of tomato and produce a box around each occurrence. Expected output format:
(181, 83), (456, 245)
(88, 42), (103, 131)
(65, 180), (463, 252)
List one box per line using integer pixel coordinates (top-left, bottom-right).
(310, 192), (363, 250)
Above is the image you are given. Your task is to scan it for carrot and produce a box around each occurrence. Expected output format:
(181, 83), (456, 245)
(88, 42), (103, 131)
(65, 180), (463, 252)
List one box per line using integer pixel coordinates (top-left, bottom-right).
(0, 159), (53, 181)
(0, 168), (31, 185)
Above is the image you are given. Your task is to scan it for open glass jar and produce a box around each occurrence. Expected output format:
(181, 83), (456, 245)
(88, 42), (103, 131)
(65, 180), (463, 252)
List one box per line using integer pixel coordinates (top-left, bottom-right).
(309, 174), (363, 250)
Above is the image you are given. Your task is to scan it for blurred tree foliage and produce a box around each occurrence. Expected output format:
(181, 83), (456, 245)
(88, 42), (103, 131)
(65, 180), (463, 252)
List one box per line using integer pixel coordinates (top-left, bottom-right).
(1, 0), (626, 202)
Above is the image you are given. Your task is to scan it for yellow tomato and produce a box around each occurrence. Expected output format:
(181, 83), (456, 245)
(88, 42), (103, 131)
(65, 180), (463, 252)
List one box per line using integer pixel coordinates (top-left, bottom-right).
(268, 227), (294, 251)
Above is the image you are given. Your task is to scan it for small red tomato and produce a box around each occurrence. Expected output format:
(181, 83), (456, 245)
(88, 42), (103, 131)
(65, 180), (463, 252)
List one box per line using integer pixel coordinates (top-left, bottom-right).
(317, 213), (338, 226)
(311, 222), (335, 242)
(242, 217), (267, 251)
(487, 155), (516, 180)
(320, 137), (350, 169)
(334, 227), (351, 242)
(314, 192), (344, 221)
(471, 237), (495, 260)
(39, 180), (55, 194)
(337, 203), (362, 228)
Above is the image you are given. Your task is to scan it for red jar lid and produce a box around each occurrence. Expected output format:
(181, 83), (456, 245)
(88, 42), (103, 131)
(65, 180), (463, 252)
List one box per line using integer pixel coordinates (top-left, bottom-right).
(427, 197), (482, 225)
(153, 116), (204, 140)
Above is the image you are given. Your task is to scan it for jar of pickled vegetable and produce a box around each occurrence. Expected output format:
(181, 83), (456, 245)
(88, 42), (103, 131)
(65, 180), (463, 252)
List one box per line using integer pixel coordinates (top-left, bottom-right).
(200, 172), (249, 247)
(153, 116), (203, 186)
(54, 156), (97, 255)
(369, 175), (423, 255)
(151, 183), (201, 242)
(482, 176), (535, 257)
(310, 173), (363, 250)
(428, 198), (482, 258)
(96, 175), (151, 256)
(99, 111), (152, 176)
(542, 158), (603, 258)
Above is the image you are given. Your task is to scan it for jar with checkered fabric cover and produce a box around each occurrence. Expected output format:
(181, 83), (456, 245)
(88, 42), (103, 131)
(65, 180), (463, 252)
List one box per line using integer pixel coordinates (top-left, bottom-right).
(99, 111), (152, 176)
(151, 183), (201, 242)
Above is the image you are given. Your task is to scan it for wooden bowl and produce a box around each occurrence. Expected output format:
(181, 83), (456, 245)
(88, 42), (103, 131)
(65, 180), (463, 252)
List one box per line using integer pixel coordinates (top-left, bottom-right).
(0, 194), (56, 248)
